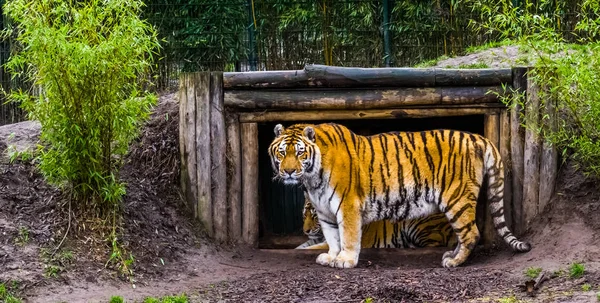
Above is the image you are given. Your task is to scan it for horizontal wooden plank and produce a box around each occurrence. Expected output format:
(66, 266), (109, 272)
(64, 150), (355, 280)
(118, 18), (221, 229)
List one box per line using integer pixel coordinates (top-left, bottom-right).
(225, 86), (505, 110)
(239, 107), (501, 122)
(223, 65), (513, 89)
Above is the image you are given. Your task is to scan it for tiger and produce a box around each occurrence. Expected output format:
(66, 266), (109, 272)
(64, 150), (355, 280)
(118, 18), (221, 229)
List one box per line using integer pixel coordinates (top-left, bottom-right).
(268, 122), (531, 269)
(295, 194), (457, 249)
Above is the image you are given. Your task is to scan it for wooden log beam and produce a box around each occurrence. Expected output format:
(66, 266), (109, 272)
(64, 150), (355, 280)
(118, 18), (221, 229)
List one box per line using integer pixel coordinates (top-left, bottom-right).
(522, 68), (542, 227)
(499, 109), (513, 230)
(241, 123), (259, 247)
(239, 108), (501, 123)
(179, 74), (199, 218)
(195, 72), (213, 236)
(538, 87), (558, 214)
(210, 72), (227, 242)
(510, 67), (526, 235)
(224, 86), (505, 110)
(226, 113), (243, 242)
(483, 114), (500, 247)
(223, 65), (513, 89)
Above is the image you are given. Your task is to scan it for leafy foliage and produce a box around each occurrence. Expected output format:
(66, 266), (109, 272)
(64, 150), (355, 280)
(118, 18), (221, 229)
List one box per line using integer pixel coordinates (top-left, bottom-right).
(469, 0), (600, 176)
(3, 0), (160, 214)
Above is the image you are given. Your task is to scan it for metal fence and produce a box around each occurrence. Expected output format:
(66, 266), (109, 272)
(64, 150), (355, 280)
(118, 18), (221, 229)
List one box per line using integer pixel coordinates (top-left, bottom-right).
(142, 0), (497, 91)
(0, 0), (592, 125)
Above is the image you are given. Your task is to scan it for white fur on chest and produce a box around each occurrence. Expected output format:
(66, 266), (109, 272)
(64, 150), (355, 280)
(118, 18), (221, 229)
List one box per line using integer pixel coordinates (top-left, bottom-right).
(306, 184), (341, 222)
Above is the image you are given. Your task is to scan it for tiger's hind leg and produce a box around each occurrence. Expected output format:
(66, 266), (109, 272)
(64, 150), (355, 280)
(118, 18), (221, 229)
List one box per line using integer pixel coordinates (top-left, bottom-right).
(441, 194), (480, 268)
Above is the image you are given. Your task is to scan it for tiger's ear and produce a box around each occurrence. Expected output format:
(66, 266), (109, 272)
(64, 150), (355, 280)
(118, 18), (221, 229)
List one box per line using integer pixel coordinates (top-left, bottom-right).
(274, 124), (284, 137)
(303, 126), (316, 142)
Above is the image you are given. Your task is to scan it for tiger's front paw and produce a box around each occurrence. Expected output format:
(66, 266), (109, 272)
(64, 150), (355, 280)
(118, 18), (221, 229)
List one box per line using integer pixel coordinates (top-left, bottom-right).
(331, 251), (358, 269)
(316, 253), (335, 266)
(442, 254), (464, 268)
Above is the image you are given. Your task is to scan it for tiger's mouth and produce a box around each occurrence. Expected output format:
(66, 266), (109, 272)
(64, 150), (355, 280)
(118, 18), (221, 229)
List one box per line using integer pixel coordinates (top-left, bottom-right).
(282, 175), (301, 185)
(279, 168), (303, 185)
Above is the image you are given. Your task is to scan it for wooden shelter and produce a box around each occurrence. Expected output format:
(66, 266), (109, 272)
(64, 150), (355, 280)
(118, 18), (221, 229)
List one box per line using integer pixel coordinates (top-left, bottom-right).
(178, 65), (557, 248)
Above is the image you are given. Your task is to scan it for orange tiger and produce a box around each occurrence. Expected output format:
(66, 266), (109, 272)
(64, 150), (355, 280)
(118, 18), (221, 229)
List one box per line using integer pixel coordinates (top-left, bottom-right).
(268, 123), (530, 269)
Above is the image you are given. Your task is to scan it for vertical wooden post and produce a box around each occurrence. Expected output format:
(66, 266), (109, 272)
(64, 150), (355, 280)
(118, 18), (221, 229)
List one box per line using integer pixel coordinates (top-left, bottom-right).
(241, 123), (259, 247)
(227, 114), (243, 242)
(522, 67), (542, 227)
(538, 87), (558, 213)
(210, 72), (228, 242)
(483, 114), (500, 247)
(196, 72), (213, 236)
(510, 67), (526, 235)
(499, 109), (513, 230)
(179, 74), (198, 218)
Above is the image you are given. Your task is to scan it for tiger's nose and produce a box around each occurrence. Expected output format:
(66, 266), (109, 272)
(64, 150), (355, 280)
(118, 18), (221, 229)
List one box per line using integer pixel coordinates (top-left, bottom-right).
(284, 168), (296, 175)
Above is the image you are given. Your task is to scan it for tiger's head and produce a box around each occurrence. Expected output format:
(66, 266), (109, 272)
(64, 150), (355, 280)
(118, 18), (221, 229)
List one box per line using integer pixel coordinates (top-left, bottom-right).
(268, 124), (320, 185)
(302, 198), (323, 240)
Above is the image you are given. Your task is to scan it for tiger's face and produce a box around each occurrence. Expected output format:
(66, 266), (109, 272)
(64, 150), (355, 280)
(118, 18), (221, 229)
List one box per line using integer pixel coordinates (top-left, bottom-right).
(302, 199), (322, 238)
(268, 124), (320, 185)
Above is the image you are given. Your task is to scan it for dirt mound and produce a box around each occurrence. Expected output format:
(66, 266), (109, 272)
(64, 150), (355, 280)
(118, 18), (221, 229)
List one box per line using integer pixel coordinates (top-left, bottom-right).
(0, 92), (217, 299)
(119, 92), (209, 278)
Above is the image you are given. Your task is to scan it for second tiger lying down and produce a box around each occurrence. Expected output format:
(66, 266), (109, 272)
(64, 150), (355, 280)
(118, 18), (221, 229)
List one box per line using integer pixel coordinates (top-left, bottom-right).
(296, 195), (457, 249)
(269, 123), (531, 268)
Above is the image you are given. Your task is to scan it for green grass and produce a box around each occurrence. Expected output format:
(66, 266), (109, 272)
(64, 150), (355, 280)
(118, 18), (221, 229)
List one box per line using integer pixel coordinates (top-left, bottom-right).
(596, 292), (600, 301)
(464, 39), (513, 54)
(457, 62), (490, 69)
(110, 296), (124, 303)
(569, 262), (585, 279)
(0, 283), (22, 303)
(413, 55), (450, 68)
(142, 294), (188, 303)
(524, 266), (543, 279)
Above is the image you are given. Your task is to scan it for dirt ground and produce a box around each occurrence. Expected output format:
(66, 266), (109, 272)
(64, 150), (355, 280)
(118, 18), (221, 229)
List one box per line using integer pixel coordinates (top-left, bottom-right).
(1, 49), (600, 302)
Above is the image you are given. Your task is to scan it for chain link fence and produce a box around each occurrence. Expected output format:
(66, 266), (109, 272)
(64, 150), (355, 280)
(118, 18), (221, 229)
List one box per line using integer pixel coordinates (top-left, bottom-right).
(0, 0), (591, 125)
(142, 0), (497, 92)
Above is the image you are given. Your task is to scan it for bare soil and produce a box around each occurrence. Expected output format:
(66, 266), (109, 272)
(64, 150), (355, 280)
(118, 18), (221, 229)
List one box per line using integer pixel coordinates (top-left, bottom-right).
(1, 88), (600, 302)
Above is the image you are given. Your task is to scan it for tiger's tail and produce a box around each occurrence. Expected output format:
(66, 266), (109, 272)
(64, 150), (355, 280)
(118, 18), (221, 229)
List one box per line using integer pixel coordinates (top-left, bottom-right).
(485, 141), (531, 253)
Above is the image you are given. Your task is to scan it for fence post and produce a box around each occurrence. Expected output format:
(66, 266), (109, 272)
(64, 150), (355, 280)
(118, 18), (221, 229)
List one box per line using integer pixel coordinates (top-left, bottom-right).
(246, 0), (257, 71)
(383, 0), (391, 67)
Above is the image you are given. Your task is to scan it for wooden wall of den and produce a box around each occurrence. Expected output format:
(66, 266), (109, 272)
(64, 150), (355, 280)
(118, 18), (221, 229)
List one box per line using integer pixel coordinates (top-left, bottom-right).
(179, 65), (557, 248)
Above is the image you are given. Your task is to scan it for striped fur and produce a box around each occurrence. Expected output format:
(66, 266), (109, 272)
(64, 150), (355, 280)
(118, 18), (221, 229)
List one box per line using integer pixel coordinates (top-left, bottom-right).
(269, 123), (531, 268)
(296, 196), (457, 249)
